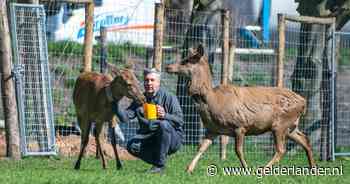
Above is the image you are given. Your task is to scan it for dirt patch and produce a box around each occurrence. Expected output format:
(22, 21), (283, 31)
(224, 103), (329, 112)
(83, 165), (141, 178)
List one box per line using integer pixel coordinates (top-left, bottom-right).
(56, 135), (137, 160)
(0, 133), (137, 160)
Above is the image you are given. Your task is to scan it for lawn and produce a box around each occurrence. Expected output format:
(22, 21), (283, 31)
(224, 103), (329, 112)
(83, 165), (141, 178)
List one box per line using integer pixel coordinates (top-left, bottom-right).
(0, 150), (349, 184)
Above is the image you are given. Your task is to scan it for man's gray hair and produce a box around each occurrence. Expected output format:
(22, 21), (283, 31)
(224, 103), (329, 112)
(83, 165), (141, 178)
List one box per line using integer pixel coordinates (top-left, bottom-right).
(143, 68), (161, 80)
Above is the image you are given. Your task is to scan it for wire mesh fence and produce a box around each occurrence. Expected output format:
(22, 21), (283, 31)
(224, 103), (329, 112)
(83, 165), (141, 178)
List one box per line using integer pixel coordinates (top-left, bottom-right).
(334, 32), (350, 156)
(1, 2), (349, 164)
(9, 3), (56, 155)
(283, 20), (334, 160)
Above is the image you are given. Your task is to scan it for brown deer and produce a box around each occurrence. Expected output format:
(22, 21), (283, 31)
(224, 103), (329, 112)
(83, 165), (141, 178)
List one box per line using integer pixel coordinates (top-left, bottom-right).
(165, 44), (316, 173)
(73, 63), (146, 170)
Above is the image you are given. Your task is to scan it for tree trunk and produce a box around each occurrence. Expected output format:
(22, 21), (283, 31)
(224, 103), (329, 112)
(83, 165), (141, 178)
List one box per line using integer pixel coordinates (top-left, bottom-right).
(291, 23), (324, 136)
(320, 24), (333, 161)
(0, 0), (21, 159)
(291, 21), (334, 160)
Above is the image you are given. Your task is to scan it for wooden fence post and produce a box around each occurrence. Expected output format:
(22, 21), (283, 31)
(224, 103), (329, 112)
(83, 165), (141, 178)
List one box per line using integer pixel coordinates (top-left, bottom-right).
(228, 41), (235, 83)
(221, 9), (230, 85)
(0, 0), (21, 159)
(99, 26), (107, 73)
(277, 14), (285, 87)
(152, 3), (164, 71)
(83, 1), (94, 72)
(219, 9), (230, 160)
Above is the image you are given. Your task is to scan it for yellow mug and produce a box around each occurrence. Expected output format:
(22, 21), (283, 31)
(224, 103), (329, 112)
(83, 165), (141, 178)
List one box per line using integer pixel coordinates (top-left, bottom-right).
(143, 103), (157, 120)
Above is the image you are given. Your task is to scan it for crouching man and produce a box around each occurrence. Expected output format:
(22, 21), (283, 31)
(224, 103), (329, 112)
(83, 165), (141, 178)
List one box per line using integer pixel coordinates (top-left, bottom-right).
(113, 68), (184, 174)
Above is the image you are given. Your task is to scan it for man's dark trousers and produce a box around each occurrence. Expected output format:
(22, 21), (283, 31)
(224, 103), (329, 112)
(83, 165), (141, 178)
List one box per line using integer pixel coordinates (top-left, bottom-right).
(127, 120), (183, 167)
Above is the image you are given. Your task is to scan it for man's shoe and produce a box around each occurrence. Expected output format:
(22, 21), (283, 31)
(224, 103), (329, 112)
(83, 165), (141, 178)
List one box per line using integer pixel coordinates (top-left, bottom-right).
(147, 166), (165, 174)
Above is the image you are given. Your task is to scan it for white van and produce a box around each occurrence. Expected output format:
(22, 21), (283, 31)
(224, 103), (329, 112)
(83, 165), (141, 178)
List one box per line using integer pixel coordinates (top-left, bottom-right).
(45, 0), (157, 46)
(45, 0), (309, 46)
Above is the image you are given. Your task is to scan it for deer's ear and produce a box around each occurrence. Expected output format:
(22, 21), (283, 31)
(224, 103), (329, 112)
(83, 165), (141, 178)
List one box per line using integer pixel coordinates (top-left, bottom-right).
(197, 44), (204, 57)
(125, 58), (135, 69)
(108, 63), (121, 76)
(111, 68), (121, 77)
(188, 47), (196, 57)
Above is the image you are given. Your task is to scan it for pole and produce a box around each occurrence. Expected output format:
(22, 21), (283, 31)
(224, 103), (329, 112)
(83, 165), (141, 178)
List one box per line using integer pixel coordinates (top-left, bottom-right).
(277, 14), (285, 87)
(219, 9), (230, 160)
(83, 2), (94, 72)
(0, 0), (21, 159)
(100, 26), (107, 73)
(152, 3), (164, 71)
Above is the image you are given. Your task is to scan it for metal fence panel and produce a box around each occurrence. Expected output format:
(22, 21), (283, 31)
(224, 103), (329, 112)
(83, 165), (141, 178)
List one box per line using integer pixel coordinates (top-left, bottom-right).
(334, 32), (350, 158)
(282, 21), (334, 160)
(10, 3), (56, 156)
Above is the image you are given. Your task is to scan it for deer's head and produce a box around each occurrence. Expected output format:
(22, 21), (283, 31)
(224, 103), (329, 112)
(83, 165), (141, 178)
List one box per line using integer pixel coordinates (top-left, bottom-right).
(110, 63), (146, 104)
(165, 44), (206, 78)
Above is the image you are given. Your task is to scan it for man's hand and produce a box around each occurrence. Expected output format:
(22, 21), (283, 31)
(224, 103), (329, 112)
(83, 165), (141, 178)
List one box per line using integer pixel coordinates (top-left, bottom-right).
(148, 120), (160, 131)
(156, 105), (165, 119)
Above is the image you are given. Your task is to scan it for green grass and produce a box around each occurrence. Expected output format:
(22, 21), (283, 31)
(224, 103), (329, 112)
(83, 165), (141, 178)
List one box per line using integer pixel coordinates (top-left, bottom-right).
(0, 150), (349, 184)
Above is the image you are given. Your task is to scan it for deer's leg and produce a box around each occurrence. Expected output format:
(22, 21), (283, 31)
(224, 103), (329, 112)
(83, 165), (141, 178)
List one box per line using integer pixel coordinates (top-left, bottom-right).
(187, 133), (217, 173)
(288, 129), (316, 167)
(109, 120), (122, 170)
(265, 128), (287, 168)
(95, 122), (107, 169)
(235, 128), (247, 168)
(94, 123), (100, 159)
(96, 124), (108, 159)
(74, 116), (91, 170)
(220, 135), (229, 160)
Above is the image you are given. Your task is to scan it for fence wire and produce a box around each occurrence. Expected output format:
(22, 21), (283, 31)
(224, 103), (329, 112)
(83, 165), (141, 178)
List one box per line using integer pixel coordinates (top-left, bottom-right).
(334, 32), (350, 156)
(0, 2), (343, 163)
(45, 5), (330, 161)
(10, 4), (56, 156)
(283, 21), (334, 160)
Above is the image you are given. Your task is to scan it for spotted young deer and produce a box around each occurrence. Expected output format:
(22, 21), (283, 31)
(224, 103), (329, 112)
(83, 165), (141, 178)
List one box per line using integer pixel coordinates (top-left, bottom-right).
(165, 44), (316, 173)
(73, 63), (146, 170)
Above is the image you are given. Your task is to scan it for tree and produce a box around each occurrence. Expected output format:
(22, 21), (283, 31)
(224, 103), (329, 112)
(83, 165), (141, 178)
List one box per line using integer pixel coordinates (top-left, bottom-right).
(296, 0), (350, 30)
(292, 0), (350, 160)
(0, 0), (21, 159)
